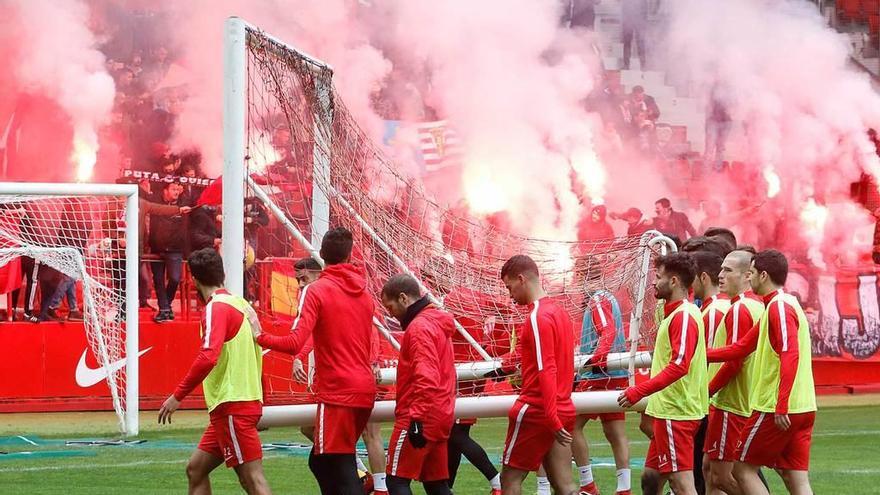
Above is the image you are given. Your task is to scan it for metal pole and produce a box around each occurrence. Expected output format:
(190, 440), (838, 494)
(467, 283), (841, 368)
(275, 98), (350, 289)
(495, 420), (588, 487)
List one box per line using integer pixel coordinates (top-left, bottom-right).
(124, 190), (139, 436)
(259, 390), (648, 427)
(627, 231), (676, 386)
(332, 193), (493, 361)
(222, 17), (248, 295)
(377, 350), (651, 384)
(248, 177), (400, 350)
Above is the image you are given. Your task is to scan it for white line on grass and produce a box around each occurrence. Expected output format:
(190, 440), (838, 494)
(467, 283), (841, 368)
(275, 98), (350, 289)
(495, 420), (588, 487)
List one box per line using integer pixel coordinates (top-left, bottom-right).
(16, 436), (38, 446)
(0, 454), (288, 473)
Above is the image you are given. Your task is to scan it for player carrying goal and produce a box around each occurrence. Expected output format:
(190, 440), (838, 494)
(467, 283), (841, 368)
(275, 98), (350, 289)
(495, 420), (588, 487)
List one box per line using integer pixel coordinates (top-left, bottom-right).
(158, 247), (271, 495)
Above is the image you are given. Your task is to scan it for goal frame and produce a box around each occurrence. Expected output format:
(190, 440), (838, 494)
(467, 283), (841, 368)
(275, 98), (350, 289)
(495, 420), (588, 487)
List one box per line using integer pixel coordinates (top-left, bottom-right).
(0, 181), (140, 436)
(222, 17), (672, 424)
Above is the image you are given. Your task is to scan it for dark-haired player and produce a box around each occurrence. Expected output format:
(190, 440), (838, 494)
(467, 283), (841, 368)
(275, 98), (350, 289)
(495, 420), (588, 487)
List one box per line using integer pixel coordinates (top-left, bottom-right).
(707, 250), (816, 495)
(619, 252), (707, 495)
(499, 255), (578, 495)
(253, 227), (376, 495)
(159, 248), (271, 494)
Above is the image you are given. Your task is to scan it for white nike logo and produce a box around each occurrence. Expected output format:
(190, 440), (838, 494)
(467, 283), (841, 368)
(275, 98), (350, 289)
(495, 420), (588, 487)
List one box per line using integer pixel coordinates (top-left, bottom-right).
(75, 348), (152, 388)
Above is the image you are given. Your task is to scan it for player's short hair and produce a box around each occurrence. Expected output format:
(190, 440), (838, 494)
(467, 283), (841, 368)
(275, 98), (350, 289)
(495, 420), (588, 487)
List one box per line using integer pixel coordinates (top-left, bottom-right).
(381, 274), (421, 300)
(735, 244), (757, 255)
(320, 227), (354, 265)
(654, 252), (697, 288)
(294, 257), (322, 272)
(664, 234), (682, 250)
(690, 250), (723, 285)
(703, 227), (737, 251)
(655, 197), (671, 209)
(188, 248), (225, 287)
(753, 249), (789, 286)
(500, 254), (540, 280)
(681, 235), (729, 258)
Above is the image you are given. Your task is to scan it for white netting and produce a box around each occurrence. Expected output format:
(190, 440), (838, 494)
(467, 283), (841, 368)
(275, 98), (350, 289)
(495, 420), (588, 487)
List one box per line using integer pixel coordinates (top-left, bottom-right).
(0, 193), (131, 432)
(236, 26), (665, 406)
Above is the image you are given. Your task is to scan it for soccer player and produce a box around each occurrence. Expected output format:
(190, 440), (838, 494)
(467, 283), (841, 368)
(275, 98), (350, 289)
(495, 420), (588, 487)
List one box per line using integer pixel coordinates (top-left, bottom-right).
(618, 252), (708, 495)
(289, 256), (389, 494)
(690, 250), (729, 495)
(158, 248), (271, 495)
(447, 416), (502, 495)
(252, 227), (376, 495)
(498, 255), (578, 495)
(707, 250), (816, 495)
(571, 286), (631, 495)
(380, 274), (457, 495)
(703, 249), (765, 494)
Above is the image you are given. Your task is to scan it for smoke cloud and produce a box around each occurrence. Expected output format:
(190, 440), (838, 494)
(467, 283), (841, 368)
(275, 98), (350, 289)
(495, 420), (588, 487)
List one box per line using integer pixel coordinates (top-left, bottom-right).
(8, 0), (115, 181)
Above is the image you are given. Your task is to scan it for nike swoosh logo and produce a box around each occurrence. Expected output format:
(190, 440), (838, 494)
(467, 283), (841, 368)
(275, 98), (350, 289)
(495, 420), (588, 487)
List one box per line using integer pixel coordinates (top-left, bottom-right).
(262, 349), (271, 355)
(75, 347), (152, 388)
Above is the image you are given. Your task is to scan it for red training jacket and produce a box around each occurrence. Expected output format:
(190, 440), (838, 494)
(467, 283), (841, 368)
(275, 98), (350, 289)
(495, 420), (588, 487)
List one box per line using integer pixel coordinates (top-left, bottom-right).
(517, 296), (575, 431)
(257, 263), (377, 408)
(394, 305), (457, 441)
(706, 289), (802, 414)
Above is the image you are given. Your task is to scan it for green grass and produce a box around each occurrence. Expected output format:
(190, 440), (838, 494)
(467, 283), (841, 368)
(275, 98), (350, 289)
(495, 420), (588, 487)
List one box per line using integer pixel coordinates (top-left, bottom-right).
(1, 397), (879, 494)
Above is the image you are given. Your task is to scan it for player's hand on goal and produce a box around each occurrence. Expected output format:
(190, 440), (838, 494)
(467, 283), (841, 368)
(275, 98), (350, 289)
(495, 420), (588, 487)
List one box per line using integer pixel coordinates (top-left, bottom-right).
(293, 359), (308, 382)
(158, 395), (180, 425)
(617, 389), (635, 408)
(244, 306), (262, 339)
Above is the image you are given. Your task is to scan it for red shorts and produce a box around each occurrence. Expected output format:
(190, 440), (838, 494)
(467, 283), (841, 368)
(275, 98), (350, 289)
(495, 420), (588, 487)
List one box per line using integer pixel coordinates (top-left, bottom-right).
(703, 406), (748, 462)
(735, 411), (815, 470)
(314, 402), (372, 454)
(645, 417), (702, 473)
(502, 401), (575, 471)
(577, 377), (628, 422)
(197, 414), (263, 468)
(385, 426), (449, 481)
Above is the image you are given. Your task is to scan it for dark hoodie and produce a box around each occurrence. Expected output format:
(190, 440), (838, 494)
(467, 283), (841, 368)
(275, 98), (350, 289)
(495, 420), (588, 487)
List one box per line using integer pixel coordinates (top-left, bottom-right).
(578, 205), (615, 241)
(394, 300), (457, 441)
(257, 263), (377, 408)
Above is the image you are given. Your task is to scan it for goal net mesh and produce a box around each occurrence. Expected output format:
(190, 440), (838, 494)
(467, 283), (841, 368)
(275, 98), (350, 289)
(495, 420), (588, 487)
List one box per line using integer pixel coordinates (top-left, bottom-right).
(239, 27), (663, 406)
(0, 194), (130, 432)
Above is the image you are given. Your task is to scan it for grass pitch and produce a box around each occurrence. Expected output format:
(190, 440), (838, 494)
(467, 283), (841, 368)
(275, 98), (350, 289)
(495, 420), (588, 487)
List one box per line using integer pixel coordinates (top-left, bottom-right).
(1, 395), (878, 494)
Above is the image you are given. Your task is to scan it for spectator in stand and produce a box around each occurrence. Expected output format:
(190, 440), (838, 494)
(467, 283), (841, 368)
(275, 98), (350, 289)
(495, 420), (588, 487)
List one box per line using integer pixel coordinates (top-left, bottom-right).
(243, 198), (270, 302)
(189, 206), (222, 253)
(622, 0), (649, 69)
(149, 182), (186, 322)
(628, 86), (660, 124)
(652, 197), (697, 242)
(578, 205), (615, 241)
(40, 197), (88, 322)
(698, 200), (723, 233)
(159, 154), (181, 176)
(610, 207), (653, 236)
(704, 83), (733, 171)
(178, 163), (203, 207)
(561, 0), (599, 30)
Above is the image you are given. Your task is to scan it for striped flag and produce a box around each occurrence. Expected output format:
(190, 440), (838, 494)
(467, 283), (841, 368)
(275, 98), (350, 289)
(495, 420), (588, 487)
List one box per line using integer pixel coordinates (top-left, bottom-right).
(416, 120), (463, 175)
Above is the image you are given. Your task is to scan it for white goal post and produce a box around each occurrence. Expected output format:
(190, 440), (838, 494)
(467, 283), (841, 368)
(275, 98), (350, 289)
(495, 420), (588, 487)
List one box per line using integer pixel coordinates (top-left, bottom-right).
(0, 182), (140, 436)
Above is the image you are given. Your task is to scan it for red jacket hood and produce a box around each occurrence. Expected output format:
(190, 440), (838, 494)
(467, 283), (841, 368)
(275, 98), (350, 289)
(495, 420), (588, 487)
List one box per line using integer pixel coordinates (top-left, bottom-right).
(320, 263), (367, 297)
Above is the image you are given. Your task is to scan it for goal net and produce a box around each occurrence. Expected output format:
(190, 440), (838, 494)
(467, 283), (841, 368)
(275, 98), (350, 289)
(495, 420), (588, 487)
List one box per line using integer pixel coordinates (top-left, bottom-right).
(224, 19), (672, 421)
(0, 183), (139, 435)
